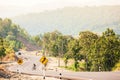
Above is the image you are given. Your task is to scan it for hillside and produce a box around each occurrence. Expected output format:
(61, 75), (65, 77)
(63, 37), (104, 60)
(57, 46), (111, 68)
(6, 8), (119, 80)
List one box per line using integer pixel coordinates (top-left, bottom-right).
(16, 35), (41, 51)
(12, 6), (120, 36)
(0, 18), (40, 51)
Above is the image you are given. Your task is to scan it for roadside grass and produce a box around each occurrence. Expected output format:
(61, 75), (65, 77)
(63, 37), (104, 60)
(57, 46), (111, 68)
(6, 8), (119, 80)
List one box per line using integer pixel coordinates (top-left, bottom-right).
(60, 61), (85, 72)
(112, 61), (120, 71)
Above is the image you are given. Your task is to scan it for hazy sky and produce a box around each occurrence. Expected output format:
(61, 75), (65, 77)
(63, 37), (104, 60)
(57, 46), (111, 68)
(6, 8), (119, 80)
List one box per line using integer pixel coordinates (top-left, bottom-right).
(0, 0), (120, 18)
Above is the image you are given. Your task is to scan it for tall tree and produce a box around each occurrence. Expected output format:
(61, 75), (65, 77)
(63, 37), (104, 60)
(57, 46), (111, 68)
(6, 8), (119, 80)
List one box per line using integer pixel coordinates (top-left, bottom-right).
(101, 28), (120, 71)
(67, 39), (82, 71)
(79, 31), (98, 71)
(90, 28), (120, 71)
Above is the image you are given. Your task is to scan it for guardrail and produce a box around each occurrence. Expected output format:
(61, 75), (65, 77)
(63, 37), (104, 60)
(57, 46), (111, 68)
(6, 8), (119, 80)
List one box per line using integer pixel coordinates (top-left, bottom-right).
(10, 71), (86, 80)
(0, 61), (14, 64)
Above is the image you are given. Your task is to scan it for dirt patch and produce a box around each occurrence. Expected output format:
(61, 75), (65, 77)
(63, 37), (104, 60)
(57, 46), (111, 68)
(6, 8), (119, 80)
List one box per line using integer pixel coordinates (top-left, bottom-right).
(0, 73), (60, 80)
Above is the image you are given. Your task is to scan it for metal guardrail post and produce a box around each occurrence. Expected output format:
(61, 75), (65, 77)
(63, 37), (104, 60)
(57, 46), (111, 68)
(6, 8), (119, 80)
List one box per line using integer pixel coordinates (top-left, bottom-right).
(59, 73), (62, 79)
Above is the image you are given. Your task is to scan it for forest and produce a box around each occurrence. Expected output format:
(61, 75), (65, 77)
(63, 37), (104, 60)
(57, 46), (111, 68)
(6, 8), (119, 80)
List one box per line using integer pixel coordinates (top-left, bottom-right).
(33, 26), (120, 72)
(0, 18), (120, 71)
(0, 18), (34, 61)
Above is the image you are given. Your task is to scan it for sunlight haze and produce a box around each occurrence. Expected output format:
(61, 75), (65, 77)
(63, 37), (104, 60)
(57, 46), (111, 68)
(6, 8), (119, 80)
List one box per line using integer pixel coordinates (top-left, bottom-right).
(0, 0), (120, 18)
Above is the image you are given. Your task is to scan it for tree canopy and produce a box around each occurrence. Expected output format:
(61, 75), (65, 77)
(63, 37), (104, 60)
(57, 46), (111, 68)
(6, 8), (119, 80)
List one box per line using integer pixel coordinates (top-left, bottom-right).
(37, 28), (120, 71)
(0, 18), (119, 71)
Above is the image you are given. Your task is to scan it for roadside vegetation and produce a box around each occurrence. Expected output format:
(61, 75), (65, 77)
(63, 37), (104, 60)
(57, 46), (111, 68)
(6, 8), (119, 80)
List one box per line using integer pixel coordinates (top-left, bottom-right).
(112, 61), (120, 71)
(34, 28), (120, 72)
(0, 18), (120, 71)
(0, 18), (35, 62)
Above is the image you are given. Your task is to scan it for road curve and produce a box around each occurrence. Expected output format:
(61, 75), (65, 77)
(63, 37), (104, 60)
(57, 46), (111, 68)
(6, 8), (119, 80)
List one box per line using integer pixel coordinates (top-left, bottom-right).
(8, 51), (120, 80)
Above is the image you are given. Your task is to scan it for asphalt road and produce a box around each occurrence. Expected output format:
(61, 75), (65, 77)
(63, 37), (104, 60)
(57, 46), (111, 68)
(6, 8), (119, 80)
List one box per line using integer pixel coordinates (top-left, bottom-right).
(8, 51), (120, 80)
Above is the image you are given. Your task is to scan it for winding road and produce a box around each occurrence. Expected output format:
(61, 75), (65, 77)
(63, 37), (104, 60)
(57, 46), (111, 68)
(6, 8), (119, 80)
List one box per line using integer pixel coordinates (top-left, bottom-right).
(8, 51), (120, 80)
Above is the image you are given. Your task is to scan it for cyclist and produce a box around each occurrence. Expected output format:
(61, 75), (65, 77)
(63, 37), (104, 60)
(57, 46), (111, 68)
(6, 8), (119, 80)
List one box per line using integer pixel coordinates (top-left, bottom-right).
(32, 63), (36, 70)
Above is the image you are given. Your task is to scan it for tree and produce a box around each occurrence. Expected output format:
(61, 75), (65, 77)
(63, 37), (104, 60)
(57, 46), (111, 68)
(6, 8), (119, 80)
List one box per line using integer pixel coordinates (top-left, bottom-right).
(101, 28), (120, 71)
(67, 39), (82, 71)
(32, 35), (42, 47)
(0, 38), (6, 63)
(79, 31), (98, 71)
(90, 28), (120, 71)
(1, 18), (12, 37)
(42, 30), (63, 56)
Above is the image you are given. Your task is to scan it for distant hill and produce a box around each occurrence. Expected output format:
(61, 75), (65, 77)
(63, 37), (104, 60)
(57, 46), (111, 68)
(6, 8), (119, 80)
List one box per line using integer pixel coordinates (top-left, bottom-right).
(0, 18), (40, 51)
(12, 6), (120, 36)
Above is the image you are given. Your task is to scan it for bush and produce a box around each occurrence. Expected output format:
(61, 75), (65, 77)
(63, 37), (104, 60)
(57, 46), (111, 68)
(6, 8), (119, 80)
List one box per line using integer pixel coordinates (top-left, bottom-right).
(61, 61), (85, 71)
(112, 62), (120, 71)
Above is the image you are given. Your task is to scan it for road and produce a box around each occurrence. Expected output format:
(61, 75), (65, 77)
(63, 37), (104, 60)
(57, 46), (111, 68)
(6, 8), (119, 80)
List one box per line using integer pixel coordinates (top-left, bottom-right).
(8, 51), (120, 80)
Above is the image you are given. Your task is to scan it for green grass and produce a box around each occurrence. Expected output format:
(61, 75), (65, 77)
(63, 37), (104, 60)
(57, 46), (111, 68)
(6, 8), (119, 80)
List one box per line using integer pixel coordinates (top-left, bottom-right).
(60, 62), (85, 71)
